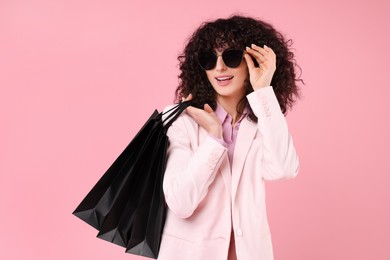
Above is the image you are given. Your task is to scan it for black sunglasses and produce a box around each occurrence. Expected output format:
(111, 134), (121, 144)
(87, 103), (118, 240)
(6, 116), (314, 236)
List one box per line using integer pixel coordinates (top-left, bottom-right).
(197, 49), (244, 70)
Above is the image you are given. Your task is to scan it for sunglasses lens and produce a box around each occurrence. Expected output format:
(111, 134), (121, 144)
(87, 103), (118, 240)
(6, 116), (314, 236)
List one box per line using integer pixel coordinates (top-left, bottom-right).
(198, 51), (217, 70)
(222, 50), (243, 68)
(197, 49), (243, 70)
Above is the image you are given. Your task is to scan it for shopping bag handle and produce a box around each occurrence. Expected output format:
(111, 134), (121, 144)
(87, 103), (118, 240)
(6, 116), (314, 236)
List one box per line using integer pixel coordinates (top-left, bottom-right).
(162, 100), (192, 133)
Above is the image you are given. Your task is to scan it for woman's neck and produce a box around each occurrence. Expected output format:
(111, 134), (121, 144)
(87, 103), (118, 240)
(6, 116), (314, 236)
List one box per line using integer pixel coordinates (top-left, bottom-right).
(216, 95), (243, 125)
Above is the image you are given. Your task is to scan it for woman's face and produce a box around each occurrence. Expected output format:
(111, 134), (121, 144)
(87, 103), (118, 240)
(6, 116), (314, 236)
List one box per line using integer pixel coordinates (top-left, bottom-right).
(205, 47), (249, 103)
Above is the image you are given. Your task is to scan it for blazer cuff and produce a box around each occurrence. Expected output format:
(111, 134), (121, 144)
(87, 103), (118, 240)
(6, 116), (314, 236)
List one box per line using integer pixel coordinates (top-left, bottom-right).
(246, 86), (282, 118)
(208, 134), (227, 147)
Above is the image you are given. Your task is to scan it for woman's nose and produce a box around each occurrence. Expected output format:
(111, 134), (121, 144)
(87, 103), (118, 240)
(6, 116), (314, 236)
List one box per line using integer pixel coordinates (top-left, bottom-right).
(215, 55), (227, 71)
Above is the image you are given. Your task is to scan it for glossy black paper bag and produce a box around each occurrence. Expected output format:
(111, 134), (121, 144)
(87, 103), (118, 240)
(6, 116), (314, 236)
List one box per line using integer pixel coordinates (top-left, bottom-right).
(125, 132), (168, 257)
(96, 118), (165, 248)
(73, 101), (191, 259)
(72, 110), (159, 230)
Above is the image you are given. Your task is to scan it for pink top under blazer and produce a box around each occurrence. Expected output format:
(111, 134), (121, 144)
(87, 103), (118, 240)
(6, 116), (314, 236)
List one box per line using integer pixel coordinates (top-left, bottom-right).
(158, 86), (299, 260)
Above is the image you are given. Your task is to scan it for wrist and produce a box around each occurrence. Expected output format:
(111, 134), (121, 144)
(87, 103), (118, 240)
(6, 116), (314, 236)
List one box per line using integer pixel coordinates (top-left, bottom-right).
(208, 126), (222, 139)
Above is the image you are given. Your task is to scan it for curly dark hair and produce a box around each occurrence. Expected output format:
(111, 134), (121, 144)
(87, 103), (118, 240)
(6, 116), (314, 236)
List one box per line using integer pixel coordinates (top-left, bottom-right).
(175, 15), (303, 120)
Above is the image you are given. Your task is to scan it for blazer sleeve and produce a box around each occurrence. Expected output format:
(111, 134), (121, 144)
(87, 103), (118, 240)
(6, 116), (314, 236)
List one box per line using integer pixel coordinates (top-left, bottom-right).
(162, 111), (227, 218)
(247, 86), (300, 181)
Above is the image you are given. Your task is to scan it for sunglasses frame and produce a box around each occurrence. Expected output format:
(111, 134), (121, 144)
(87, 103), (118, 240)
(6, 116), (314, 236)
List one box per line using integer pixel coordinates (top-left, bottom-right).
(197, 49), (244, 70)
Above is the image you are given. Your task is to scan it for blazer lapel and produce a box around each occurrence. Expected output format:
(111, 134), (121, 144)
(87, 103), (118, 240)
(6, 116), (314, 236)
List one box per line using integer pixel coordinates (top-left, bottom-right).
(231, 116), (257, 200)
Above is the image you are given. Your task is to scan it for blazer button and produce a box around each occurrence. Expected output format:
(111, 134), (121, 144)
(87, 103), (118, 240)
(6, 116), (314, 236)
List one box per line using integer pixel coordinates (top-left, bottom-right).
(236, 229), (243, 236)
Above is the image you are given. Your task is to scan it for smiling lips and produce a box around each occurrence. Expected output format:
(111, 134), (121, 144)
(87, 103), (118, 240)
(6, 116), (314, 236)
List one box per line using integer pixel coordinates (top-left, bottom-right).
(215, 75), (234, 86)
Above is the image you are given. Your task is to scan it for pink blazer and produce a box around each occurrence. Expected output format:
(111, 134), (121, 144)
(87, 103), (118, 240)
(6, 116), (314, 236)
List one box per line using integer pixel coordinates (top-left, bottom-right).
(158, 86), (299, 260)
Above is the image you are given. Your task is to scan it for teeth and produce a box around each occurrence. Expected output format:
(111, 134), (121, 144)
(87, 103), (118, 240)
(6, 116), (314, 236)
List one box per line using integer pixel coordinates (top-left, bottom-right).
(216, 76), (233, 81)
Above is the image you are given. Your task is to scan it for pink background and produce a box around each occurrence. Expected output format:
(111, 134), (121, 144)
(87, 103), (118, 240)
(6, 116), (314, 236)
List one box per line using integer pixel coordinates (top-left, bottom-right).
(1, 0), (389, 259)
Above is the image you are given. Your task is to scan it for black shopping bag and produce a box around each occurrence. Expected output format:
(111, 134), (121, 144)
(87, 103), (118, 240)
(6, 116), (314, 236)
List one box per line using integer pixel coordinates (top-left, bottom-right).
(73, 101), (191, 258)
(72, 110), (159, 230)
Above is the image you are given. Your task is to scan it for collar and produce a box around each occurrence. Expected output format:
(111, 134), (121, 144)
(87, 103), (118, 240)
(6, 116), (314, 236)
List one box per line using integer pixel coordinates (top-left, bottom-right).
(215, 102), (229, 124)
(215, 102), (249, 125)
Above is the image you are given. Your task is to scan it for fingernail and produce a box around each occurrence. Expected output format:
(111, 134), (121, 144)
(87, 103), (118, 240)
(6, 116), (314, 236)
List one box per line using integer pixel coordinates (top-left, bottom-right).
(246, 46), (250, 50)
(251, 43), (256, 47)
(264, 44), (268, 48)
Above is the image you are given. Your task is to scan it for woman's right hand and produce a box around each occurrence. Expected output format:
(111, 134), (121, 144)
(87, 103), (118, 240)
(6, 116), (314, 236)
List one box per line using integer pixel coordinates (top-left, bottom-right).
(183, 94), (222, 139)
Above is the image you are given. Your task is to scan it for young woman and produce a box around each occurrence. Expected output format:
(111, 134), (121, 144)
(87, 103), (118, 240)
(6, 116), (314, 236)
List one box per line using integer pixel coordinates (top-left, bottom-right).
(159, 15), (302, 260)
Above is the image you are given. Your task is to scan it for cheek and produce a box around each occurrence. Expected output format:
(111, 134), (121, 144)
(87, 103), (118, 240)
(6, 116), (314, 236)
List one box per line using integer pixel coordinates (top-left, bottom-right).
(236, 67), (249, 81)
(205, 71), (214, 82)
(237, 61), (249, 76)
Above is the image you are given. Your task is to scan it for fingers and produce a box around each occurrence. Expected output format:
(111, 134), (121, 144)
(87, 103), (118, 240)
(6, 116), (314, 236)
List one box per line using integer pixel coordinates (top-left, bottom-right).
(185, 105), (197, 116)
(204, 104), (213, 113)
(186, 106), (204, 123)
(186, 103), (215, 118)
(187, 103), (213, 115)
(245, 44), (276, 66)
(186, 104), (210, 127)
(243, 52), (256, 71)
(251, 44), (271, 54)
(244, 44), (277, 90)
(246, 45), (267, 64)
(251, 44), (275, 57)
(186, 104), (221, 138)
(182, 96), (214, 117)
(182, 93), (193, 102)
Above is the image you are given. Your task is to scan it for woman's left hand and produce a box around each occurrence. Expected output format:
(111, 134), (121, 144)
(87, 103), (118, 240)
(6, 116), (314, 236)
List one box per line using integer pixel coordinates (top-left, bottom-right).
(244, 44), (276, 90)
(182, 94), (222, 139)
